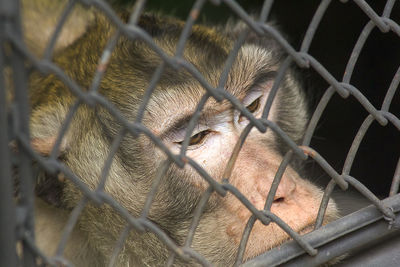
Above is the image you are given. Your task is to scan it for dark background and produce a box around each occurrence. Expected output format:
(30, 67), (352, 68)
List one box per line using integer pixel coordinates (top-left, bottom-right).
(120, 0), (400, 197)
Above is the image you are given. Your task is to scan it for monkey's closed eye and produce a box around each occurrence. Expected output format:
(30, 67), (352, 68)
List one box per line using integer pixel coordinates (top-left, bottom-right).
(177, 130), (211, 146)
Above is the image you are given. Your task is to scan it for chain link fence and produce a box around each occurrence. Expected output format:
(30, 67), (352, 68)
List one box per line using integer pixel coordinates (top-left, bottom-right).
(0, 0), (399, 266)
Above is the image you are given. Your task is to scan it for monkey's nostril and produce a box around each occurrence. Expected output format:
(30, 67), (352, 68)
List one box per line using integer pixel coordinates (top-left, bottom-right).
(273, 197), (285, 203)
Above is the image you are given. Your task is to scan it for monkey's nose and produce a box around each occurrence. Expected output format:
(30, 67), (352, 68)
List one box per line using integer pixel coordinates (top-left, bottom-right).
(272, 177), (296, 204)
(273, 196), (285, 203)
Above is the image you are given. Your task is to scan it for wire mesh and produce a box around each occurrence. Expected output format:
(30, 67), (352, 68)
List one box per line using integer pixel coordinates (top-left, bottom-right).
(0, 0), (399, 266)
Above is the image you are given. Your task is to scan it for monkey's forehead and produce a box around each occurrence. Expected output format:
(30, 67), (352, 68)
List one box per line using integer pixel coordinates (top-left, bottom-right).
(137, 13), (233, 54)
(150, 42), (279, 102)
(104, 13), (281, 91)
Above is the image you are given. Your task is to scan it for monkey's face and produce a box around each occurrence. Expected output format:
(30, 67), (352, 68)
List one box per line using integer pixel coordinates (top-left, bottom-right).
(142, 72), (338, 263)
(119, 41), (340, 263)
(29, 13), (339, 266)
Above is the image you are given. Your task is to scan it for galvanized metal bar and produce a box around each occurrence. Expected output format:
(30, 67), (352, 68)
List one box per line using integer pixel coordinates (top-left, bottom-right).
(5, 0), (36, 265)
(0, 2), (17, 265)
(282, 213), (400, 267)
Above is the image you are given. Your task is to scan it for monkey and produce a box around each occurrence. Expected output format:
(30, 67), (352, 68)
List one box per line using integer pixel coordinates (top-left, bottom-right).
(9, 0), (360, 266)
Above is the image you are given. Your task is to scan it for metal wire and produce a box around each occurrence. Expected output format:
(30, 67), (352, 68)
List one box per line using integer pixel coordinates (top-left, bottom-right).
(0, 0), (399, 266)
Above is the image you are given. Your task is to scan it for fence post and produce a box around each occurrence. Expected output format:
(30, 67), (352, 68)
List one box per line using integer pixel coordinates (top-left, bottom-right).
(0, 1), (17, 266)
(1, 0), (37, 265)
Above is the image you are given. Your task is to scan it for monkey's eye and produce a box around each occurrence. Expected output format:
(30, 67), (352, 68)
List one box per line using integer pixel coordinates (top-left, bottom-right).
(246, 97), (261, 113)
(238, 95), (262, 124)
(177, 130), (211, 146)
(188, 130), (211, 146)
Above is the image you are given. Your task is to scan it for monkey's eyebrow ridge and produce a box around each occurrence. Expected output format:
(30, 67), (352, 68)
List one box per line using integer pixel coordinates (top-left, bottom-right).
(157, 70), (276, 139)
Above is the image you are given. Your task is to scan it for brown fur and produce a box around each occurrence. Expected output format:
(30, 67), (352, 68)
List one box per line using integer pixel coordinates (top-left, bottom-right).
(20, 1), (339, 266)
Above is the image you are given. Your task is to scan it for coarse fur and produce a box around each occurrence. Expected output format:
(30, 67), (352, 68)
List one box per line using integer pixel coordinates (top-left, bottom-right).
(18, 0), (341, 266)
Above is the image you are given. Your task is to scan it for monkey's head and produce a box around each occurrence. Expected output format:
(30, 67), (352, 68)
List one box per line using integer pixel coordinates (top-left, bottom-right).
(29, 12), (339, 266)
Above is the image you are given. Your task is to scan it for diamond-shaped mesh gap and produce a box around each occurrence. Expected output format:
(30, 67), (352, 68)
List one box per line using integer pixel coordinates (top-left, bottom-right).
(0, 0), (399, 266)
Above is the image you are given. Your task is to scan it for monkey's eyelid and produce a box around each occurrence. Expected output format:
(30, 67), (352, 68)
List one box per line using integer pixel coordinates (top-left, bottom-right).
(158, 111), (212, 140)
(241, 89), (264, 108)
(174, 129), (212, 147)
(169, 125), (210, 143)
